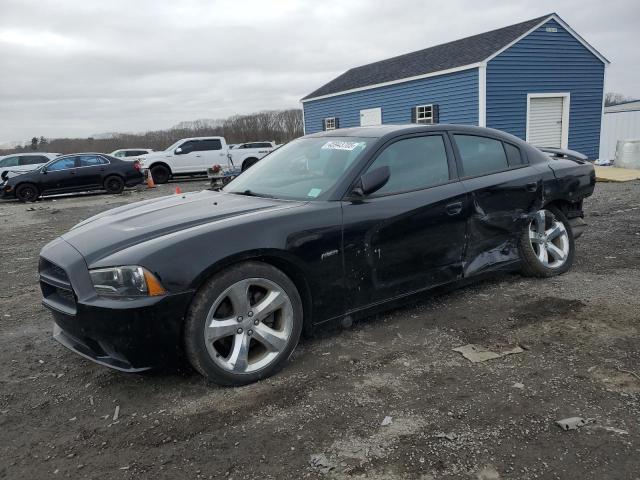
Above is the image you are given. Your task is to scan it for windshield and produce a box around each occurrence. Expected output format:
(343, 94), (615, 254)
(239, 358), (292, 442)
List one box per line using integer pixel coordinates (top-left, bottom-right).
(224, 137), (370, 200)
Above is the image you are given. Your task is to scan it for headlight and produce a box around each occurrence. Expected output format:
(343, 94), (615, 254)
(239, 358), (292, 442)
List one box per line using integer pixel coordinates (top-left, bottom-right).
(89, 266), (166, 297)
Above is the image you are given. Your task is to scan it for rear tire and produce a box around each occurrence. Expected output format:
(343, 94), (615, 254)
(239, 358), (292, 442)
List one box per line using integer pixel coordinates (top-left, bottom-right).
(518, 205), (575, 277)
(15, 183), (39, 202)
(184, 262), (303, 386)
(241, 158), (259, 172)
(104, 175), (125, 194)
(150, 165), (170, 184)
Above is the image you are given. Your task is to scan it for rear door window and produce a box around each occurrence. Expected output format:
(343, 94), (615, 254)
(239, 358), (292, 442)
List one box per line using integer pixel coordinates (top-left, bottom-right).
(453, 135), (509, 177)
(79, 155), (108, 167)
(20, 155), (48, 165)
(195, 139), (222, 151)
(47, 157), (77, 171)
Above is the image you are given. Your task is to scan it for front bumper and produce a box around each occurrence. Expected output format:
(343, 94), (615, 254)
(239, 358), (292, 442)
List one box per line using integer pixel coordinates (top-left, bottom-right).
(40, 237), (194, 371)
(1, 183), (15, 199)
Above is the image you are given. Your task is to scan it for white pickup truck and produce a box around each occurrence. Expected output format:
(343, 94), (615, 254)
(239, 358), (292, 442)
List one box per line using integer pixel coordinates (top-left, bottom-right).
(138, 137), (276, 184)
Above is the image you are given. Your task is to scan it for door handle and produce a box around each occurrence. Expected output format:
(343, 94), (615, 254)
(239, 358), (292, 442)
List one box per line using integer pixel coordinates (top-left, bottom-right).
(195, 155), (201, 157)
(526, 182), (538, 192)
(445, 201), (463, 216)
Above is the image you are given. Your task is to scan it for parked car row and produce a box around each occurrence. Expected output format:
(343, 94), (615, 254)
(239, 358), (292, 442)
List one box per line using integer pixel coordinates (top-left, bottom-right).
(1, 153), (145, 202)
(0, 139), (276, 202)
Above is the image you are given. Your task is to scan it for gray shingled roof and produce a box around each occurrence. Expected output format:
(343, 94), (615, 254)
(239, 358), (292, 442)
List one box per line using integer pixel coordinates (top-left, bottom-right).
(303, 14), (552, 100)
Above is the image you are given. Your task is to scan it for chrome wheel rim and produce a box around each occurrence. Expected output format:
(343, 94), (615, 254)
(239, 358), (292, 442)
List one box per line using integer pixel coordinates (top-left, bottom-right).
(529, 209), (570, 269)
(204, 278), (294, 374)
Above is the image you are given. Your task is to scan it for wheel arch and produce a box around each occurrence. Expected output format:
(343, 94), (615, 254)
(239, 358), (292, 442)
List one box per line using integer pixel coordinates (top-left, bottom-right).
(13, 181), (40, 196)
(188, 249), (314, 335)
(241, 157), (259, 170)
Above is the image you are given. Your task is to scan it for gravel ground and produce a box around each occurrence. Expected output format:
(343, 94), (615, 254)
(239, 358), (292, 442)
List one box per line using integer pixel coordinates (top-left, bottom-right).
(0, 179), (639, 480)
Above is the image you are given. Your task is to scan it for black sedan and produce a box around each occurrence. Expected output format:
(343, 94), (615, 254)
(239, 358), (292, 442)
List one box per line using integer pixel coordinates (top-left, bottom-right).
(38, 125), (595, 385)
(2, 153), (144, 202)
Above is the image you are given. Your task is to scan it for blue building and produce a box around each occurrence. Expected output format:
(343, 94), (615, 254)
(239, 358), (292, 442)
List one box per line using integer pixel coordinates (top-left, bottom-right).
(301, 14), (608, 159)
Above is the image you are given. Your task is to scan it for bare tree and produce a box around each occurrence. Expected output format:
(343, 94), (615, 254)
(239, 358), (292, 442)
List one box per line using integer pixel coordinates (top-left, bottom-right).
(605, 92), (635, 107)
(1, 109), (304, 156)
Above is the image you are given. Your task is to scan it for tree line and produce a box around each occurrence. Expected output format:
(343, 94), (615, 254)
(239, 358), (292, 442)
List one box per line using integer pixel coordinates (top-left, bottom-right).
(2, 109), (304, 156)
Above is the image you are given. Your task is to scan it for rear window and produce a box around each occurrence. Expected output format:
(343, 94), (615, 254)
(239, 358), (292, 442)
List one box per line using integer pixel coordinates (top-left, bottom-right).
(20, 155), (48, 165)
(504, 142), (525, 166)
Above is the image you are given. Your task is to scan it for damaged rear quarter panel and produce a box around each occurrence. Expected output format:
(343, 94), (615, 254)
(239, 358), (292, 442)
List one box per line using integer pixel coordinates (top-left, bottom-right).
(461, 163), (553, 276)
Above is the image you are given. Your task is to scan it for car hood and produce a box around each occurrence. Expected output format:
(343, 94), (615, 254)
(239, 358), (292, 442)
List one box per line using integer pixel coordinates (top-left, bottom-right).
(62, 190), (303, 262)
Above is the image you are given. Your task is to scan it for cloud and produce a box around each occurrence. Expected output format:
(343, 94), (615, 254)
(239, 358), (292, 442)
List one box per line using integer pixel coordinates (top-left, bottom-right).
(0, 0), (638, 142)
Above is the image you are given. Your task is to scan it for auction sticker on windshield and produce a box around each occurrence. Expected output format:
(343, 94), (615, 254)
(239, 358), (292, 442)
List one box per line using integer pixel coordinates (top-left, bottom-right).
(321, 141), (364, 151)
(307, 188), (322, 198)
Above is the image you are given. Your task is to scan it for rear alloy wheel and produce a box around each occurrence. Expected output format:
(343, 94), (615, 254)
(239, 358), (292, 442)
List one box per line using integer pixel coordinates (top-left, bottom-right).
(184, 262), (303, 386)
(15, 183), (39, 202)
(150, 165), (170, 184)
(518, 206), (575, 277)
(104, 175), (125, 194)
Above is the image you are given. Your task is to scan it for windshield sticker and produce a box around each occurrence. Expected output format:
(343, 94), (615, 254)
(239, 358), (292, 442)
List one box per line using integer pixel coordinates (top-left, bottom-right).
(321, 141), (363, 151)
(307, 188), (322, 198)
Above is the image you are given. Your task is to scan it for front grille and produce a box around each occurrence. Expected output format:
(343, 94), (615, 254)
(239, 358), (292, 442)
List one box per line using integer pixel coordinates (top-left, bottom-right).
(39, 257), (77, 315)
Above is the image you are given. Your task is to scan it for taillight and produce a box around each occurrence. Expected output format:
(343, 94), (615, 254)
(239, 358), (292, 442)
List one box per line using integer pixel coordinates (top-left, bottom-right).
(133, 160), (141, 171)
(211, 164), (221, 173)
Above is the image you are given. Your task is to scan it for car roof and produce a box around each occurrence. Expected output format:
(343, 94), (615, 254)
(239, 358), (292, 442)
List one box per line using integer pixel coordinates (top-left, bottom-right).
(304, 124), (527, 143)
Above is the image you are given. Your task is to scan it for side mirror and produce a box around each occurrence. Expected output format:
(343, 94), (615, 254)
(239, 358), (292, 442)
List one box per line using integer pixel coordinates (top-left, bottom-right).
(353, 166), (390, 197)
(41, 167), (47, 174)
(175, 147), (183, 154)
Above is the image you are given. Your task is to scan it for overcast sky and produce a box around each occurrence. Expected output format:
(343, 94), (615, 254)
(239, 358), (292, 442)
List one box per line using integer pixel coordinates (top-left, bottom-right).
(1, 0), (638, 143)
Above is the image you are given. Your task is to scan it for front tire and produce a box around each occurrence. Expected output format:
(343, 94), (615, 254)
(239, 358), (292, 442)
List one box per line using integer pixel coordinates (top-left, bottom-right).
(518, 205), (575, 277)
(150, 165), (171, 184)
(15, 183), (39, 202)
(184, 262), (303, 386)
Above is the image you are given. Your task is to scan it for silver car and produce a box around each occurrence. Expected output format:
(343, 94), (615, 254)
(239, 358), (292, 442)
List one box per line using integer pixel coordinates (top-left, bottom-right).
(0, 152), (61, 182)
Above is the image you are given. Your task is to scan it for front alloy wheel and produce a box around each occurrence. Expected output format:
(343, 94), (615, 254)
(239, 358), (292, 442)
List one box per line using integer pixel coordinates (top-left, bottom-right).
(205, 278), (294, 373)
(184, 262), (303, 386)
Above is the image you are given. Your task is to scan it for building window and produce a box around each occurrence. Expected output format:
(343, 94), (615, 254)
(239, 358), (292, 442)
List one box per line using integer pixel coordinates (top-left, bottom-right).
(324, 117), (336, 131)
(415, 105), (434, 124)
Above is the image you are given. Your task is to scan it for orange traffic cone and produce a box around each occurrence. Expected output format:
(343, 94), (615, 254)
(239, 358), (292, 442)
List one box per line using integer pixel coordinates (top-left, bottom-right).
(146, 171), (156, 189)
(175, 186), (182, 195)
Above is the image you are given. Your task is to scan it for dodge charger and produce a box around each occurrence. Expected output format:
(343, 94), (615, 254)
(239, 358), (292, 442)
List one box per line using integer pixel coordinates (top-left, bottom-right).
(38, 125), (595, 385)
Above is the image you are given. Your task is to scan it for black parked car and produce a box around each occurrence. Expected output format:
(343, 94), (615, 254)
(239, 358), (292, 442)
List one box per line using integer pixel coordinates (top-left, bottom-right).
(38, 125), (595, 385)
(2, 153), (144, 202)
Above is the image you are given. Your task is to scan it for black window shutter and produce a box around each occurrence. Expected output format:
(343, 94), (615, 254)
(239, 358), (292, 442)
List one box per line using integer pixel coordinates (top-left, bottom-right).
(411, 107), (417, 123)
(322, 119), (326, 131)
(335, 118), (340, 129)
(432, 105), (439, 124)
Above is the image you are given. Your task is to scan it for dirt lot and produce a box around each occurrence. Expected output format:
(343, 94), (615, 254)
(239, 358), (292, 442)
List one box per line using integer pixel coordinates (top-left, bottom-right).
(1, 179), (639, 480)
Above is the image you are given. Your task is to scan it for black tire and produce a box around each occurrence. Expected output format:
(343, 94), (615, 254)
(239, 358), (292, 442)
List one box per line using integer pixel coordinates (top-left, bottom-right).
(15, 183), (39, 202)
(241, 158), (259, 172)
(150, 165), (171, 184)
(104, 175), (125, 194)
(518, 205), (575, 278)
(184, 261), (303, 386)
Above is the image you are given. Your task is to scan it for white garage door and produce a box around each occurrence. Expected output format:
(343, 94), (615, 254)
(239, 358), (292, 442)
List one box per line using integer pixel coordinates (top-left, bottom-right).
(528, 96), (566, 148)
(360, 107), (382, 127)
